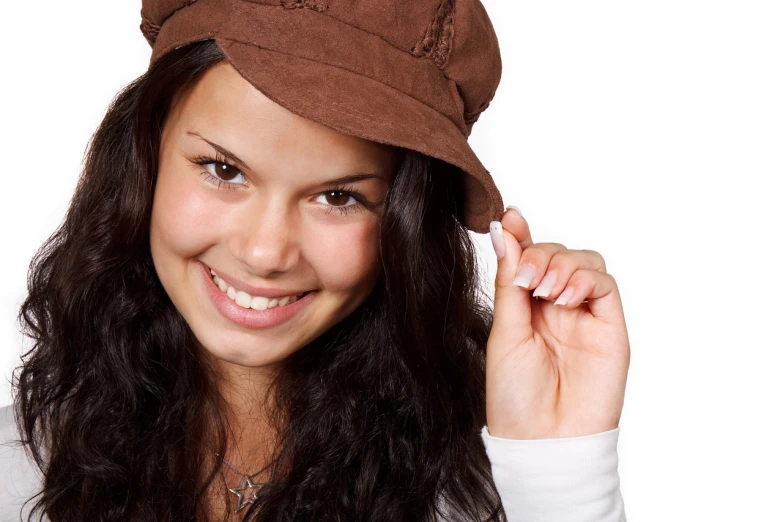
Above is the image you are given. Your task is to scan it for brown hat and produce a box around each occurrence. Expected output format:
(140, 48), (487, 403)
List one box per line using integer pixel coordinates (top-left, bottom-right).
(140, 0), (504, 233)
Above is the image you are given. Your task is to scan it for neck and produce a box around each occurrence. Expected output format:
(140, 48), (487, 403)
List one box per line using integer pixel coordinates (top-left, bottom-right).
(201, 353), (284, 479)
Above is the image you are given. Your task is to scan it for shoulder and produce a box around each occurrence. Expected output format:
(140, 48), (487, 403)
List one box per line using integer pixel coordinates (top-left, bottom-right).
(0, 402), (45, 521)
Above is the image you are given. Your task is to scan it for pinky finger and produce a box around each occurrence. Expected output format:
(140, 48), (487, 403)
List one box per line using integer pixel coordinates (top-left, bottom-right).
(553, 269), (622, 321)
(553, 288), (589, 307)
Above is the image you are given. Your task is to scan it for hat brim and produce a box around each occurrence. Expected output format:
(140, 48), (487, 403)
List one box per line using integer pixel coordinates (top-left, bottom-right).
(213, 37), (503, 233)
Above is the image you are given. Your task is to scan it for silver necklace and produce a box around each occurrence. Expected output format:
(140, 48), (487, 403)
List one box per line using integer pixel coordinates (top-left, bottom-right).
(213, 452), (266, 513)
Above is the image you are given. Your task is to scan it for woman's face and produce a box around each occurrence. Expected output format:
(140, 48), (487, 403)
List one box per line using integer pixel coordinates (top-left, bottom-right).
(150, 62), (398, 373)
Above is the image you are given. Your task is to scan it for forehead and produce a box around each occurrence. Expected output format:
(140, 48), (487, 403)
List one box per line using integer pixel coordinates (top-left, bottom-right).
(166, 61), (398, 172)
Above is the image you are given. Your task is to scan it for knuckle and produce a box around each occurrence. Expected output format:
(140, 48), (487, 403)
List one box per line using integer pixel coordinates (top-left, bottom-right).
(548, 249), (576, 269)
(542, 242), (568, 253)
(520, 245), (548, 265)
(582, 248), (607, 269)
(524, 243), (566, 262)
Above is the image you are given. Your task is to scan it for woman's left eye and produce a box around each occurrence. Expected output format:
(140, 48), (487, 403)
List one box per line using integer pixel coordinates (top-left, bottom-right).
(313, 190), (365, 216)
(194, 156), (368, 216)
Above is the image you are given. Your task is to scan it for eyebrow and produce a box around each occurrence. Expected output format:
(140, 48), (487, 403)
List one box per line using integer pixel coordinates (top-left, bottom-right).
(185, 131), (386, 186)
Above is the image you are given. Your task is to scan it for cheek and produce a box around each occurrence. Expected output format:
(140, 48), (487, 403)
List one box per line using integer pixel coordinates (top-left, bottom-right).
(150, 168), (221, 259)
(309, 221), (379, 292)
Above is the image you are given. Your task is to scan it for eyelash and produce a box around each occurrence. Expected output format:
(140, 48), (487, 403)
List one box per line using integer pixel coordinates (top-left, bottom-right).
(193, 152), (371, 216)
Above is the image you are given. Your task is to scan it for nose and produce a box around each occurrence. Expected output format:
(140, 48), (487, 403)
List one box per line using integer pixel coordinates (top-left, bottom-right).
(227, 200), (299, 277)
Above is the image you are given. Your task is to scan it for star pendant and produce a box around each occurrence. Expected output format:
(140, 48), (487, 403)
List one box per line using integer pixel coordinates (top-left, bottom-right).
(228, 475), (263, 512)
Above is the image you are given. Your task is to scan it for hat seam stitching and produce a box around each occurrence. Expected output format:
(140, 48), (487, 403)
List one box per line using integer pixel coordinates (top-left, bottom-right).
(410, 0), (455, 70)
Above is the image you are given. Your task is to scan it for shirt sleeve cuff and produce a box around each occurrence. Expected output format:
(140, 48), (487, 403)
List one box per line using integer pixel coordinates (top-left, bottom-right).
(480, 425), (627, 522)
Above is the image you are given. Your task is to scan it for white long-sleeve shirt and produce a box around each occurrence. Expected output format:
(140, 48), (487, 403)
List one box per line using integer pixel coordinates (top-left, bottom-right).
(0, 403), (625, 521)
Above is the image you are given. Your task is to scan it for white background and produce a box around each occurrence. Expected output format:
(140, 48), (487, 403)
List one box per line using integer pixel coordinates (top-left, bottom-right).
(1, 1), (781, 520)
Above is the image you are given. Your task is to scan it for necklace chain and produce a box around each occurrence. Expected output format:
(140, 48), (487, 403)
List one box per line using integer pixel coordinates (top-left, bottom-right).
(204, 441), (267, 478)
(214, 451), (266, 479)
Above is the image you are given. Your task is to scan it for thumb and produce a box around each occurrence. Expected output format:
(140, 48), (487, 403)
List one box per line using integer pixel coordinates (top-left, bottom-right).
(489, 216), (533, 346)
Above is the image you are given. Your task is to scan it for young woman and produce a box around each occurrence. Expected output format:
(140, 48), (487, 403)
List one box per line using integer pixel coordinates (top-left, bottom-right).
(1, 1), (630, 520)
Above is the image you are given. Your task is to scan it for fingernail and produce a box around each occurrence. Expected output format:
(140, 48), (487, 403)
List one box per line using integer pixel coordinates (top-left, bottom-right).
(554, 286), (575, 306)
(512, 263), (537, 288)
(533, 272), (557, 298)
(506, 205), (522, 218)
(489, 221), (505, 259)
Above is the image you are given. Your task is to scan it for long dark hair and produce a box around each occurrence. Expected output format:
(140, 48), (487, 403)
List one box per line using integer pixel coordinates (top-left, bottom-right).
(12, 39), (505, 521)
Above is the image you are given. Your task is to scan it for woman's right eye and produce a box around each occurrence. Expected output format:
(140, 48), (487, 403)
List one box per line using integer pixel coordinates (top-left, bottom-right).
(195, 157), (248, 190)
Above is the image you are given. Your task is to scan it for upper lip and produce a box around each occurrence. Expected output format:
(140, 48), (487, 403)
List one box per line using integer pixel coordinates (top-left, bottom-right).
(203, 262), (312, 299)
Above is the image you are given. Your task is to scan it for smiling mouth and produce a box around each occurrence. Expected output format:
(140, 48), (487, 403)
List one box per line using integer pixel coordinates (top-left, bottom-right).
(208, 270), (313, 311)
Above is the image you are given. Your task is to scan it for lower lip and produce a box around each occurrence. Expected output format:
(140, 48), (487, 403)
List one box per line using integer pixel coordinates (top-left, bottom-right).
(199, 262), (316, 330)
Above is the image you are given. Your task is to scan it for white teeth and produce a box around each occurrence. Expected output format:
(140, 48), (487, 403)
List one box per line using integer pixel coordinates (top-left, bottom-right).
(210, 273), (304, 310)
(250, 296), (269, 311)
(235, 291), (252, 308)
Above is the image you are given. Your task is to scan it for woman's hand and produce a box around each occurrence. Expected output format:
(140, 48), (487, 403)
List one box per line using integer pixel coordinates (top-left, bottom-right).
(485, 207), (631, 440)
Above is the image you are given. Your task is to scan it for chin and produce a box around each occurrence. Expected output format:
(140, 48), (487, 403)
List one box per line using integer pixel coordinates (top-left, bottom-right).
(197, 335), (294, 370)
